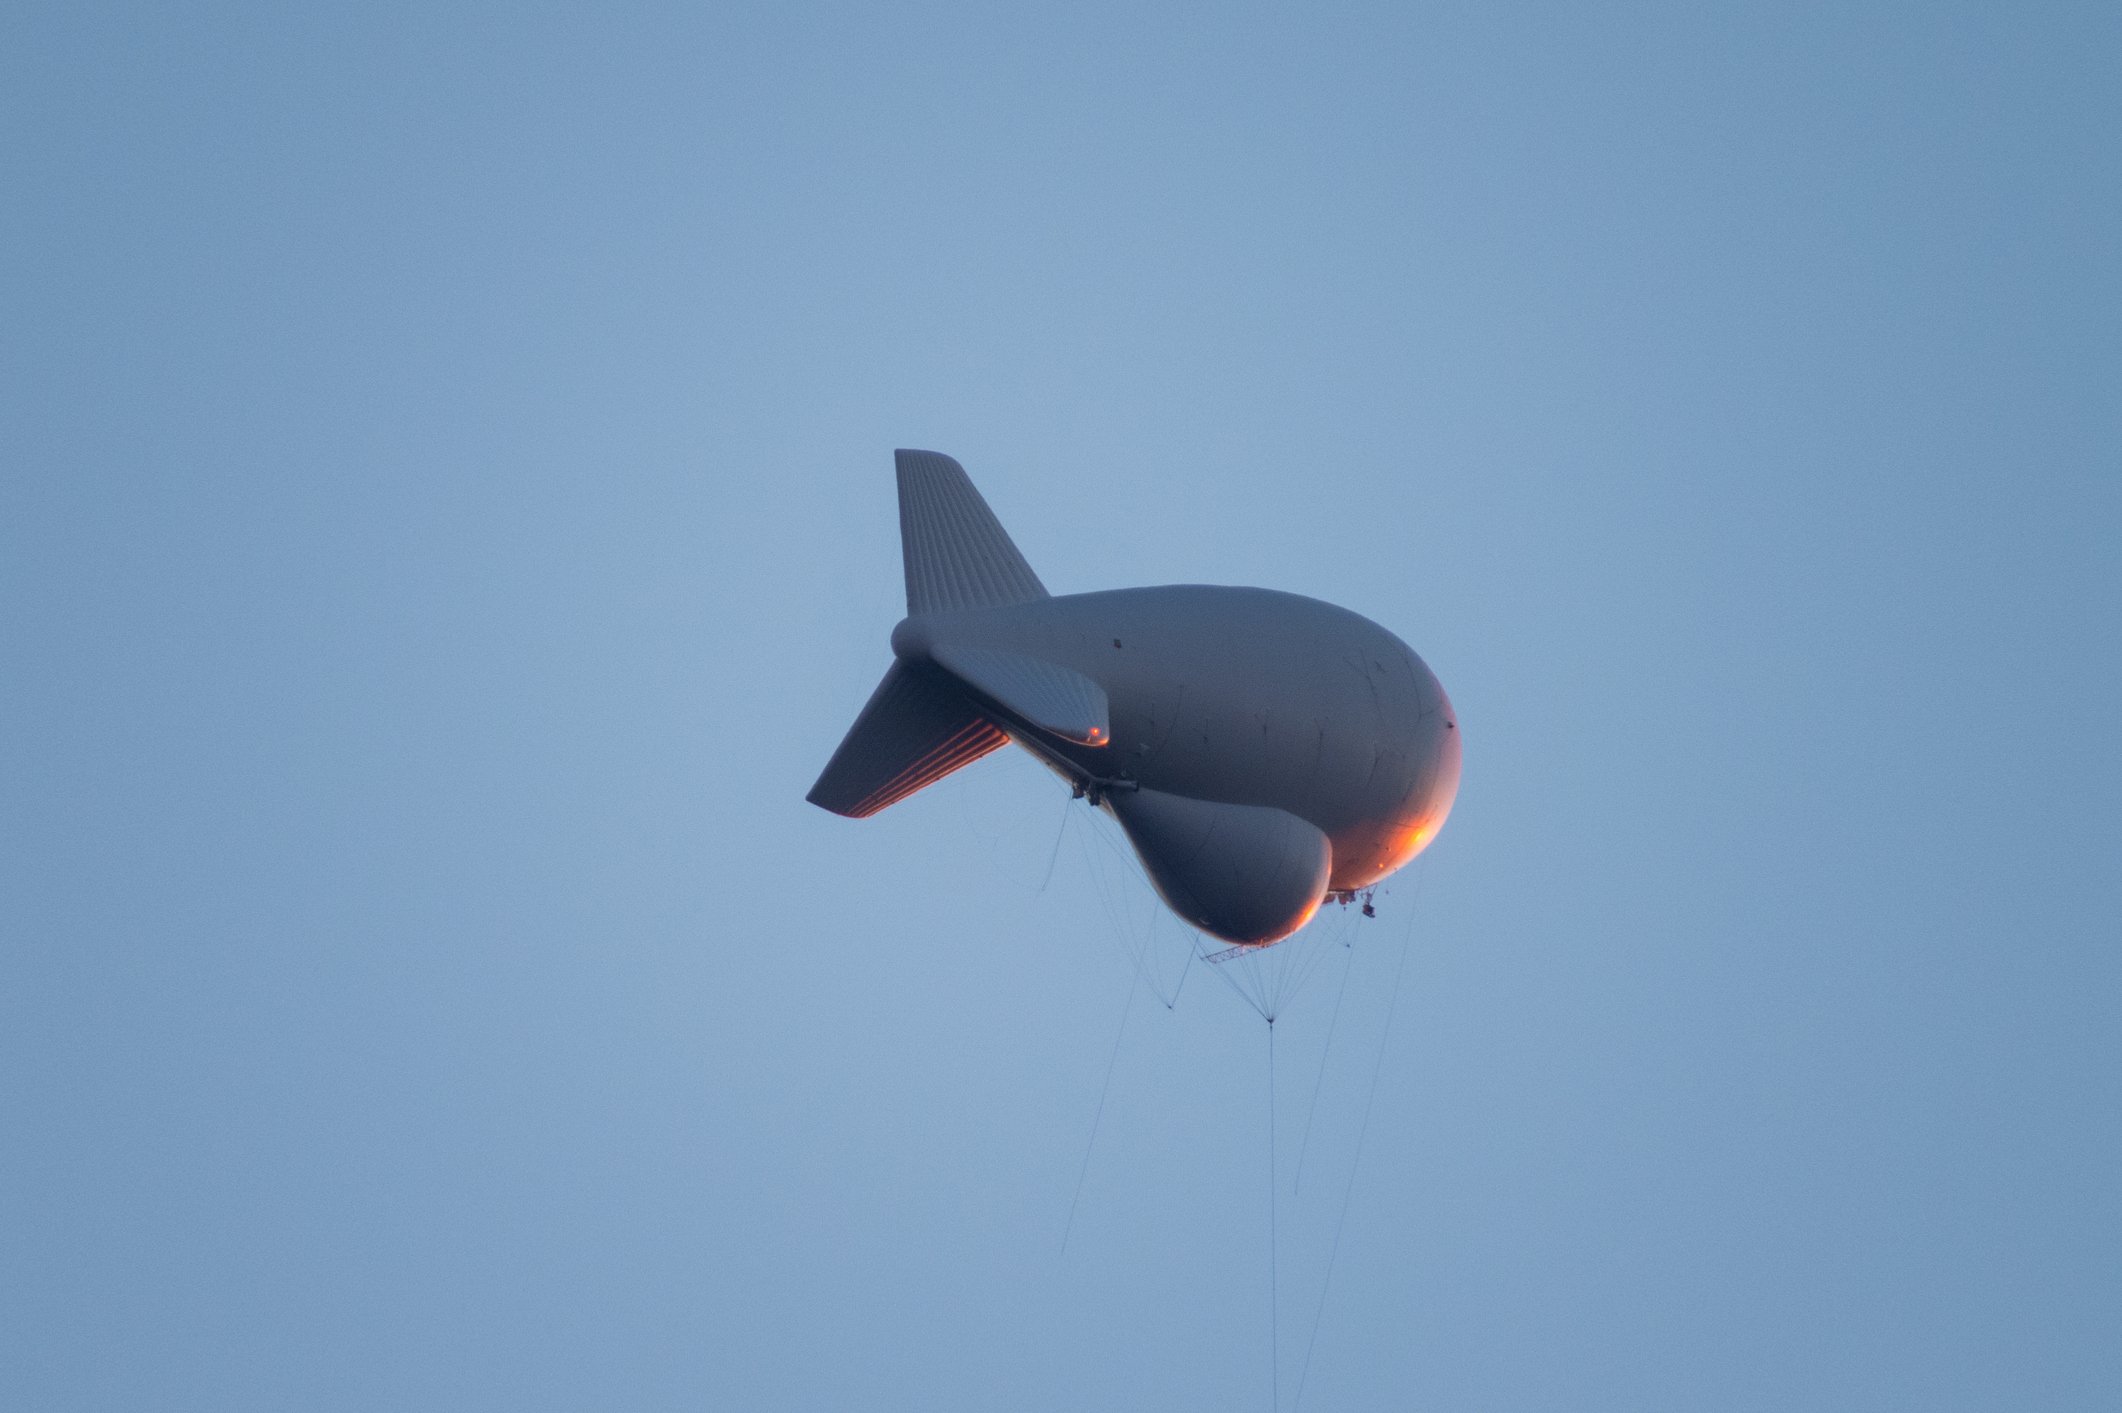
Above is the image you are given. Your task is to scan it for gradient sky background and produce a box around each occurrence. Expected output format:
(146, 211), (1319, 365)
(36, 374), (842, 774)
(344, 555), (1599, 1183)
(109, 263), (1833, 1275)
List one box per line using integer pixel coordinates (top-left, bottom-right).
(5, 3), (2119, 1410)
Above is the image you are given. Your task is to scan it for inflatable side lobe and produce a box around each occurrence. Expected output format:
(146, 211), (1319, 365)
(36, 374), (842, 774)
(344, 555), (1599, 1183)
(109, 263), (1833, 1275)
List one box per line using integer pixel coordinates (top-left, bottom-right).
(1104, 788), (1331, 945)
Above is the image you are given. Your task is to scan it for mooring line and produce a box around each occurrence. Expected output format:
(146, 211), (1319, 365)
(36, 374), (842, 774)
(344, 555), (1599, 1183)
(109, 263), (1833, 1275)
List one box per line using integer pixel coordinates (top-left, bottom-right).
(1292, 934), (1357, 1194)
(1294, 892), (1420, 1410)
(1267, 1016), (1281, 1413)
(1061, 965), (1139, 1256)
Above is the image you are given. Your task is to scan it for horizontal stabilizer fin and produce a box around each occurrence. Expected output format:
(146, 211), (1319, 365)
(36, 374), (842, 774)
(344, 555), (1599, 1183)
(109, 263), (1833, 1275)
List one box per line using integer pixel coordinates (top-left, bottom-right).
(896, 449), (1048, 615)
(806, 662), (1007, 818)
(931, 644), (1109, 745)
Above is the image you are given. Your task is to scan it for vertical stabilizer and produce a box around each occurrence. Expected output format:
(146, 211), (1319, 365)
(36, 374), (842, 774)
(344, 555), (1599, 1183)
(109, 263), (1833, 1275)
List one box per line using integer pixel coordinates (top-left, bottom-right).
(895, 449), (1048, 615)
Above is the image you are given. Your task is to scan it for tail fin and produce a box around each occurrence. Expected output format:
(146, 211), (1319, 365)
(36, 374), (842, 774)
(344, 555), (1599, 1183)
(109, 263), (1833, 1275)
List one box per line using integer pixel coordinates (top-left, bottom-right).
(806, 451), (1038, 819)
(805, 662), (1007, 818)
(895, 450), (1047, 615)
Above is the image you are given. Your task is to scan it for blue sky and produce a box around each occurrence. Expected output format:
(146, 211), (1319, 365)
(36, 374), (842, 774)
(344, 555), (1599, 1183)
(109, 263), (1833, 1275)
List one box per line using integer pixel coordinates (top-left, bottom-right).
(5, 3), (2118, 1409)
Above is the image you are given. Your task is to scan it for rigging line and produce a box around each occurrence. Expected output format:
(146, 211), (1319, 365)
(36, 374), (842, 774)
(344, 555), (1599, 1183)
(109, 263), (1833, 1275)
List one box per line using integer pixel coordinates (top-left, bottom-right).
(1105, 855), (1181, 1011)
(1165, 934), (1196, 1010)
(1294, 883), (1423, 1412)
(1286, 928), (1333, 1013)
(1197, 932), (1269, 1023)
(1267, 1016), (1281, 1413)
(1082, 807), (1162, 989)
(1061, 964), (1140, 1257)
(1083, 808), (1198, 1006)
(1036, 794), (1071, 894)
(1292, 933), (1358, 1195)
(1274, 929), (1322, 1023)
(1079, 807), (1146, 984)
(1268, 907), (1348, 1025)
(1137, 901), (1183, 1011)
